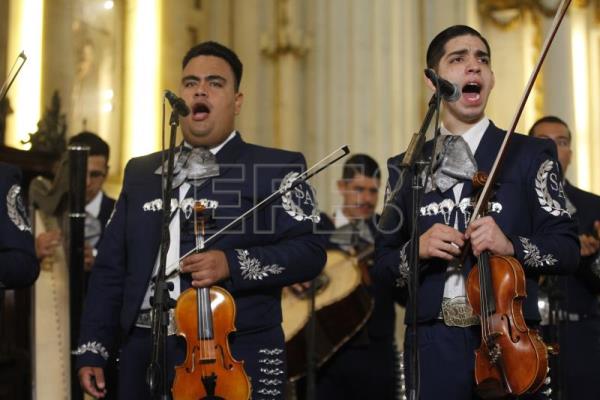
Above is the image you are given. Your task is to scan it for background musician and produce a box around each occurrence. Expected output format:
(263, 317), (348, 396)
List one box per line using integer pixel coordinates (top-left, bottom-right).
(307, 153), (402, 399)
(75, 41), (326, 398)
(529, 115), (600, 399)
(374, 25), (579, 399)
(35, 131), (115, 275)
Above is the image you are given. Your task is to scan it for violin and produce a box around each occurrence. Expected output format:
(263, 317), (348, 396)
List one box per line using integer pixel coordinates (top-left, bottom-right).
(460, 2), (572, 396)
(463, 174), (548, 398)
(172, 201), (250, 400)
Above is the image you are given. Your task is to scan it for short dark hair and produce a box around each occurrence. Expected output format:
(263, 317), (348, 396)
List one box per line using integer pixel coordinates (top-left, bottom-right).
(528, 115), (572, 140)
(68, 131), (110, 160)
(426, 25), (492, 70)
(342, 154), (380, 181)
(182, 41), (243, 91)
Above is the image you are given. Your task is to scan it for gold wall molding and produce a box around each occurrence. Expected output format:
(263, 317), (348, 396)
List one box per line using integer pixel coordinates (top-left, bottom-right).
(478, 0), (600, 28)
(260, 0), (310, 59)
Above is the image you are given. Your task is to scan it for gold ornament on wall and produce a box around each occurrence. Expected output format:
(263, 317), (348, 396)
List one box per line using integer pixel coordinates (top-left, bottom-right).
(260, 0), (310, 59)
(478, 0), (600, 28)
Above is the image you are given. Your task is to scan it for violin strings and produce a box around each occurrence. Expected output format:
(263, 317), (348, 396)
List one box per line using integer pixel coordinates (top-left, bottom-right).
(478, 254), (490, 341)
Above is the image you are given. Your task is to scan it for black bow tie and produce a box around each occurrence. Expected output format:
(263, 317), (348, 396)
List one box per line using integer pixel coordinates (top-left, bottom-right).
(426, 134), (478, 193)
(155, 146), (220, 188)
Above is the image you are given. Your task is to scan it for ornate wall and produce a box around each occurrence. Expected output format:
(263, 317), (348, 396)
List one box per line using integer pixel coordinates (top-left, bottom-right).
(2, 0), (599, 198)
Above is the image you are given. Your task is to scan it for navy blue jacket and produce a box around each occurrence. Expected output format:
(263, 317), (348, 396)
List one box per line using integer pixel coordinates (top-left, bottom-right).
(75, 133), (326, 367)
(374, 122), (580, 323)
(0, 163), (39, 288)
(560, 181), (600, 315)
(97, 193), (116, 239)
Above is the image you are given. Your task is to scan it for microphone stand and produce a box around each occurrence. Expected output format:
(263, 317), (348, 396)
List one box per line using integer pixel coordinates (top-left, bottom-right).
(68, 145), (89, 400)
(146, 108), (180, 400)
(378, 93), (442, 400)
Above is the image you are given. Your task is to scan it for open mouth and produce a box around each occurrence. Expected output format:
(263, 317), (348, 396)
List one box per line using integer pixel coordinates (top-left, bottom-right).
(192, 103), (210, 120)
(462, 82), (481, 102)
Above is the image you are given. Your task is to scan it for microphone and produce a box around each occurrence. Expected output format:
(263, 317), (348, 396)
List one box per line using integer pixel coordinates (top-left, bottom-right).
(164, 90), (190, 116)
(424, 68), (460, 102)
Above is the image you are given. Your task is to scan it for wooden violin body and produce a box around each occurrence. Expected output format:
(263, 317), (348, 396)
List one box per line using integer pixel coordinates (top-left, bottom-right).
(467, 254), (548, 398)
(172, 286), (251, 400)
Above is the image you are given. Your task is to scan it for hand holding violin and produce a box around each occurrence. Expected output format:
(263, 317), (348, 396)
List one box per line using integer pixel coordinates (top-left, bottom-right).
(179, 250), (230, 287)
(465, 216), (514, 257)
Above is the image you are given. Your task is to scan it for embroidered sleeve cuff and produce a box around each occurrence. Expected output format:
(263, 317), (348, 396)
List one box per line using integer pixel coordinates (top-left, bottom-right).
(510, 235), (558, 269)
(72, 341), (109, 361)
(225, 248), (286, 289)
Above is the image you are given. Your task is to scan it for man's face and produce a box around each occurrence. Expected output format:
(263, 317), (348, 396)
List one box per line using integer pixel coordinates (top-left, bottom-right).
(337, 174), (380, 220)
(179, 55), (243, 148)
(531, 121), (572, 173)
(86, 155), (108, 204)
(434, 34), (495, 132)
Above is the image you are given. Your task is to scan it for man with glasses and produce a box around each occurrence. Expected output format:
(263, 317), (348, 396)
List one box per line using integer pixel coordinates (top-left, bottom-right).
(35, 131), (115, 271)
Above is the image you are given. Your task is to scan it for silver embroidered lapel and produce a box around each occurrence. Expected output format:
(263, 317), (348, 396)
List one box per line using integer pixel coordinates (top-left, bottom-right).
(519, 236), (558, 268)
(7, 184), (31, 232)
(236, 249), (284, 280)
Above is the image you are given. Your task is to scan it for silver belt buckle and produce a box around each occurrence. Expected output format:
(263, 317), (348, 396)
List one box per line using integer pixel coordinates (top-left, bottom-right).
(135, 308), (178, 336)
(441, 297), (480, 327)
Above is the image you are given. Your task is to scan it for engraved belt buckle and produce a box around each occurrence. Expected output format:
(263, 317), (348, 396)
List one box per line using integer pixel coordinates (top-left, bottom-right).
(135, 308), (178, 335)
(441, 297), (480, 328)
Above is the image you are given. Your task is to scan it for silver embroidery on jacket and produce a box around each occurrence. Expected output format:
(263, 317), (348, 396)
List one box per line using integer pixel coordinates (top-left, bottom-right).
(257, 388), (282, 396)
(72, 341), (109, 360)
(259, 378), (283, 386)
(259, 358), (284, 365)
(280, 172), (320, 223)
(7, 184), (31, 232)
(142, 198), (177, 212)
(259, 348), (284, 355)
(236, 249), (284, 280)
(397, 242), (410, 287)
(519, 237), (558, 268)
(535, 160), (570, 217)
(142, 197), (218, 219)
(260, 368), (284, 376)
(420, 197), (502, 226)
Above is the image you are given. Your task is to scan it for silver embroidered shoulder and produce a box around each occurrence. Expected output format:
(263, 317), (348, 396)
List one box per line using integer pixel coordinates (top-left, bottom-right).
(535, 160), (570, 217)
(236, 249), (284, 280)
(279, 172), (321, 223)
(519, 237), (558, 268)
(72, 341), (109, 360)
(7, 184), (31, 232)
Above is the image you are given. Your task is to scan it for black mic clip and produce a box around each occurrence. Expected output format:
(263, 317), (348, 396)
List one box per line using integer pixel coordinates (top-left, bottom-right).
(424, 68), (460, 103)
(164, 90), (190, 116)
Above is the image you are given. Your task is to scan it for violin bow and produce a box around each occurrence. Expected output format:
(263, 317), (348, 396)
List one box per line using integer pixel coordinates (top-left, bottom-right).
(471, 0), (572, 222)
